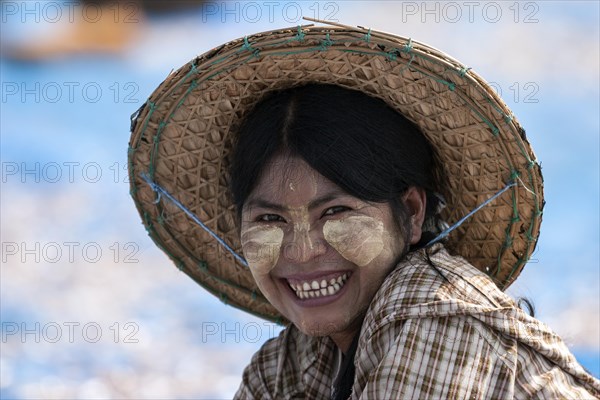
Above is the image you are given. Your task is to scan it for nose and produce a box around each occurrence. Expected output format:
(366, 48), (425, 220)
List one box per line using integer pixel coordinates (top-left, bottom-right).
(282, 223), (327, 263)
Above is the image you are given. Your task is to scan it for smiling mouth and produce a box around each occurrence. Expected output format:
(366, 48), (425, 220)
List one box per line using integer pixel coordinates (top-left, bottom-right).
(286, 273), (350, 299)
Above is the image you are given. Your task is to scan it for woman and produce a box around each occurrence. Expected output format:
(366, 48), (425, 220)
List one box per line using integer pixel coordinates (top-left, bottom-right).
(128, 20), (600, 398)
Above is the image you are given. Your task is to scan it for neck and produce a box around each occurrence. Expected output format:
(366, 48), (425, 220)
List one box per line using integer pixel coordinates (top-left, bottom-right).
(330, 328), (361, 400)
(330, 331), (356, 354)
(329, 316), (363, 354)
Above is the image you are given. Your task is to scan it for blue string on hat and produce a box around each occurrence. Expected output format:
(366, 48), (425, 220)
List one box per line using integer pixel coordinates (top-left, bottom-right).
(140, 171), (517, 267)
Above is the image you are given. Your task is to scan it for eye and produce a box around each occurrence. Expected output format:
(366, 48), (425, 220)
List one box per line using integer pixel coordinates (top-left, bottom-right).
(256, 214), (286, 223)
(322, 206), (350, 217)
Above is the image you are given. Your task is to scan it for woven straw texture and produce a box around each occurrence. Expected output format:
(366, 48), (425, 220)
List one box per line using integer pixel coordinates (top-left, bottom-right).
(128, 23), (544, 323)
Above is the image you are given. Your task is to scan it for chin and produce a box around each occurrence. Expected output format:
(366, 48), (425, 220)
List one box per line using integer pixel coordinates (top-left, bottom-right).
(293, 312), (353, 338)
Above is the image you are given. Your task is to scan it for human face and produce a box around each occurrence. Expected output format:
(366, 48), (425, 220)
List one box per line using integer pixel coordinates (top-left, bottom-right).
(240, 154), (410, 351)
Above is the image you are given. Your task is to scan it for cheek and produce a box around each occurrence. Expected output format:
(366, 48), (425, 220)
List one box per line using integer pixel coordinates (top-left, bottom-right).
(240, 225), (284, 275)
(323, 216), (385, 267)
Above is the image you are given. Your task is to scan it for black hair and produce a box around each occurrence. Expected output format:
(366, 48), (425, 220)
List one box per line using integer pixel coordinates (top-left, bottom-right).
(228, 83), (445, 249)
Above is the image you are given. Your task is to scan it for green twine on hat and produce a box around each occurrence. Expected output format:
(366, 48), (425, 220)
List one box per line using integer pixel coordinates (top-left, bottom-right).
(242, 36), (261, 58)
(242, 36), (253, 52)
(220, 293), (229, 305)
(320, 32), (333, 51)
(402, 38), (413, 53)
(294, 25), (305, 41)
(189, 61), (198, 75)
(490, 124), (500, 136)
(199, 260), (208, 272)
(458, 66), (471, 77)
(364, 28), (372, 43)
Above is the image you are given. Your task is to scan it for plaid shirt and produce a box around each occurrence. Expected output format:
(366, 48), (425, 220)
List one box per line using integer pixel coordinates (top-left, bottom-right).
(235, 245), (600, 399)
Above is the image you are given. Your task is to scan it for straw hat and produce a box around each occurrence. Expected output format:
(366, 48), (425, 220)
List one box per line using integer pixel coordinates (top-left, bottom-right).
(128, 19), (544, 323)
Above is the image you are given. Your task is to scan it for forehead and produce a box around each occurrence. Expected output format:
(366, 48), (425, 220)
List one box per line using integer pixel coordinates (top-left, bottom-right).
(249, 154), (340, 204)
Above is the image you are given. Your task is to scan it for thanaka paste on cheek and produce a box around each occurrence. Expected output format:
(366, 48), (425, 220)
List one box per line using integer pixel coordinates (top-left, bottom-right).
(323, 215), (385, 266)
(240, 225), (284, 275)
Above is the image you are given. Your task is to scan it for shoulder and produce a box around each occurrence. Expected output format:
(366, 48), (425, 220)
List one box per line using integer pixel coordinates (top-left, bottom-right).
(351, 246), (523, 398)
(235, 325), (301, 399)
(353, 245), (600, 398)
(358, 243), (520, 353)
(355, 244), (522, 373)
(240, 324), (309, 379)
(366, 244), (517, 326)
(235, 324), (333, 399)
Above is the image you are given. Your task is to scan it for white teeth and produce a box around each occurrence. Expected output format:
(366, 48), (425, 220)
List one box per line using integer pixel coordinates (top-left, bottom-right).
(289, 273), (351, 300)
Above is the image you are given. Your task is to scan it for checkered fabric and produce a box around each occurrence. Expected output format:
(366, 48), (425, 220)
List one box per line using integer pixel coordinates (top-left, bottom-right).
(235, 245), (600, 399)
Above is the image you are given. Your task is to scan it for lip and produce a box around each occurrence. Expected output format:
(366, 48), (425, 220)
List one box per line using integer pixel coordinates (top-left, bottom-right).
(279, 270), (353, 308)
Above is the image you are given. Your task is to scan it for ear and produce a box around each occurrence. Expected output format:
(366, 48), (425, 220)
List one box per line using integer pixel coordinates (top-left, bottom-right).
(402, 187), (427, 245)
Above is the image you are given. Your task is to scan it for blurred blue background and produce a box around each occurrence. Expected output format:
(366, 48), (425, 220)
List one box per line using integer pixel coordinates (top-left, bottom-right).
(1, 1), (598, 398)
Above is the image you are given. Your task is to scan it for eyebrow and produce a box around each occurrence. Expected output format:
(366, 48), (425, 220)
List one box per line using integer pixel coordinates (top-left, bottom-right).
(245, 188), (349, 212)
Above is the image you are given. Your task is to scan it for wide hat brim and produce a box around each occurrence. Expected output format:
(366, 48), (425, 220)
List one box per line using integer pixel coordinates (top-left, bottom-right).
(128, 21), (544, 323)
